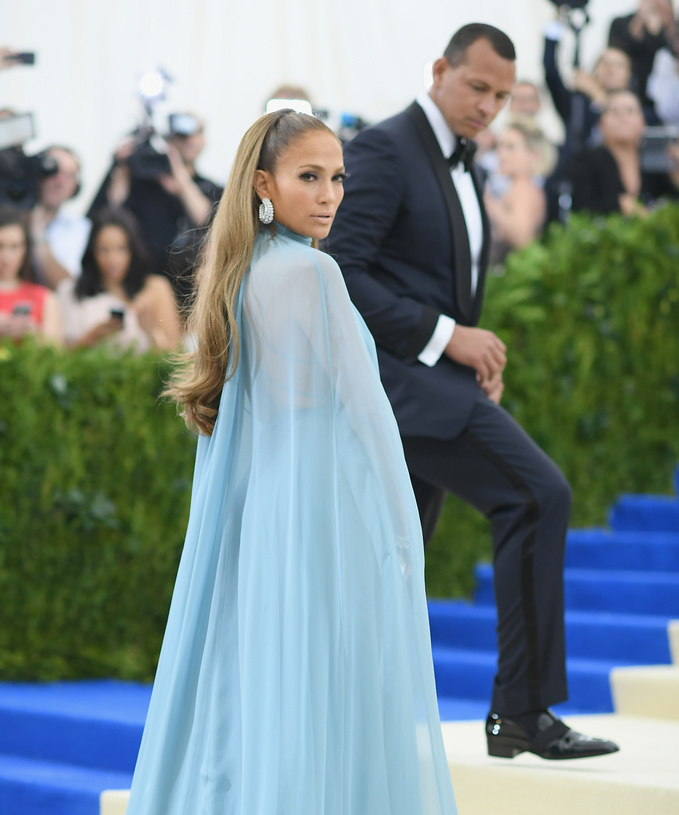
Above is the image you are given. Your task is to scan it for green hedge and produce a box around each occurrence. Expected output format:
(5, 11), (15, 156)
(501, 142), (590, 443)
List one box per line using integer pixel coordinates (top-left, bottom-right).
(0, 342), (196, 681)
(2, 206), (678, 679)
(425, 205), (679, 597)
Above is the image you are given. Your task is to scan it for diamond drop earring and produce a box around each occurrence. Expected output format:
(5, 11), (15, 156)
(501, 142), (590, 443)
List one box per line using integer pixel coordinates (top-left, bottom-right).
(258, 197), (274, 224)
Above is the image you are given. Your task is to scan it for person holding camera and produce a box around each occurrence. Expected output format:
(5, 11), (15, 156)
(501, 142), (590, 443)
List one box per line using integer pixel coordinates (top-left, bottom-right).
(30, 145), (91, 289)
(609, 0), (679, 120)
(88, 113), (223, 306)
(0, 207), (62, 343)
(544, 21), (635, 153)
(57, 207), (181, 353)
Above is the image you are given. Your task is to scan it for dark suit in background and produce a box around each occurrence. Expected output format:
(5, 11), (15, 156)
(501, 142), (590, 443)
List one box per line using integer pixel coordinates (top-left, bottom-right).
(325, 97), (574, 717)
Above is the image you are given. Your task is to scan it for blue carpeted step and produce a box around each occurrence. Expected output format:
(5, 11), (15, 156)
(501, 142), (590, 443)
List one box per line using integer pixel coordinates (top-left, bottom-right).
(0, 681), (149, 773)
(436, 696), (489, 722)
(609, 495), (679, 533)
(0, 753), (132, 815)
(431, 645), (619, 712)
(565, 529), (679, 571)
(473, 564), (679, 616)
(428, 600), (672, 664)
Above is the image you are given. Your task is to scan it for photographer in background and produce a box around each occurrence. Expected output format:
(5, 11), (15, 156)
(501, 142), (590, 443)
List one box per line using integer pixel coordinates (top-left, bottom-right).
(30, 145), (91, 288)
(88, 113), (222, 306)
(609, 0), (679, 121)
(544, 21), (635, 154)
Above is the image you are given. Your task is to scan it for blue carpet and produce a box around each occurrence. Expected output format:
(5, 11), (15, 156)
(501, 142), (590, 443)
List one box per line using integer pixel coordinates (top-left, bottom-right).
(431, 468), (679, 720)
(1, 470), (678, 814)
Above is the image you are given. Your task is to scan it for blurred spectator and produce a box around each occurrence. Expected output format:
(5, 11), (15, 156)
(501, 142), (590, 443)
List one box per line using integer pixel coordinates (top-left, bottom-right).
(479, 81), (557, 199)
(57, 208), (182, 353)
(544, 21), (636, 155)
(508, 80), (542, 118)
(568, 90), (679, 215)
(608, 0), (679, 119)
(30, 145), (91, 289)
(265, 84), (313, 112)
(484, 122), (550, 264)
(88, 113), (222, 307)
(0, 207), (62, 342)
(647, 47), (679, 123)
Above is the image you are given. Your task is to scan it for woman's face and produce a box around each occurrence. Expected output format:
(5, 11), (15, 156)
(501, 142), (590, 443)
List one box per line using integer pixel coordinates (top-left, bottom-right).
(497, 128), (536, 178)
(254, 130), (345, 240)
(94, 225), (132, 284)
(0, 224), (27, 283)
(601, 93), (645, 146)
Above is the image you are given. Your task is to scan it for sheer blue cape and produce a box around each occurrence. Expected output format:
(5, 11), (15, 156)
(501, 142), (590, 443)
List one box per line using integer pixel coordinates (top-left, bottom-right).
(125, 225), (457, 815)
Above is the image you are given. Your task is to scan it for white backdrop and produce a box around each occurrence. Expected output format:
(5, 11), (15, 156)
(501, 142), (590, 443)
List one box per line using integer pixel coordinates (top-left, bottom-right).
(2, 0), (629, 213)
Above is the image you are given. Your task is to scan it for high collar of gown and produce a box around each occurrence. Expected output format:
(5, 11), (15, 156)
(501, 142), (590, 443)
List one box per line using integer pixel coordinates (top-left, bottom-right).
(267, 221), (313, 247)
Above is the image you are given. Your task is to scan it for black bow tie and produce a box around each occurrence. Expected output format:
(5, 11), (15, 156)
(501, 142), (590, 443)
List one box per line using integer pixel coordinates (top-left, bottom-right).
(448, 138), (477, 172)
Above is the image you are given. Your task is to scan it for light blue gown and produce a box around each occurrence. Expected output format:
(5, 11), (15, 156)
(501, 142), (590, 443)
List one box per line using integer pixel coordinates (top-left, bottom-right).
(124, 224), (458, 815)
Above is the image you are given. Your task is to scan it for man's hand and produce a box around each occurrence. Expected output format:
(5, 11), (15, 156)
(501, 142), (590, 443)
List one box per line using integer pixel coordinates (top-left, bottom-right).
(444, 324), (507, 382)
(477, 370), (504, 404)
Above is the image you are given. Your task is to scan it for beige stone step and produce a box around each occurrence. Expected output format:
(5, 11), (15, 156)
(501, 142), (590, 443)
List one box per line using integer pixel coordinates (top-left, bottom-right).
(100, 789), (129, 815)
(102, 714), (679, 815)
(669, 620), (679, 665)
(443, 714), (679, 815)
(611, 664), (679, 719)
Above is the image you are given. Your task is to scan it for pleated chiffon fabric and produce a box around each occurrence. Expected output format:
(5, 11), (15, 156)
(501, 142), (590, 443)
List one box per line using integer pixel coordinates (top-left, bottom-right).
(124, 224), (457, 815)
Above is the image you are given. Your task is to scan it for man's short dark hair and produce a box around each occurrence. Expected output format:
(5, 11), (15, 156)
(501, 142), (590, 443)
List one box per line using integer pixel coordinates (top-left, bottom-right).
(444, 23), (516, 67)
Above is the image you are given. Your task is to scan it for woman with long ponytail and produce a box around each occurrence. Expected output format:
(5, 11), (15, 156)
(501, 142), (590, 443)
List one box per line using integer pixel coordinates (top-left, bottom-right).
(127, 110), (458, 815)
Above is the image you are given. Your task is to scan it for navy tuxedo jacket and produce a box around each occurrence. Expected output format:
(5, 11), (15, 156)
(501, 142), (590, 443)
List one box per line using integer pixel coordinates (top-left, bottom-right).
(325, 102), (491, 439)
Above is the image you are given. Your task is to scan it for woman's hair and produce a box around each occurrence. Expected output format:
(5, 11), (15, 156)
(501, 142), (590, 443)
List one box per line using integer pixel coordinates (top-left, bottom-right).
(0, 207), (32, 281)
(75, 207), (152, 300)
(165, 109), (335, 435)
(504, 119), (557, 178)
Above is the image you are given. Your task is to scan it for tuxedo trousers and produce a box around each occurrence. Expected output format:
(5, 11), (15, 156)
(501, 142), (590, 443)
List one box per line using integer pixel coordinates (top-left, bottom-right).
(402, 392), (572, 715)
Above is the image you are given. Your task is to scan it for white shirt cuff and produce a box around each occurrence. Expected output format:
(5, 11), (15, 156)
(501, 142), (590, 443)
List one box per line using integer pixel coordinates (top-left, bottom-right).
(417, 315), (455, 367)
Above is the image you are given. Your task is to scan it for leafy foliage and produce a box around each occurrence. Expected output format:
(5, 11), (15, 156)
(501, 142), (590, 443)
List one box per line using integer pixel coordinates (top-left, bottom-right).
(0, 341), (196, 680)
(426, 206), (679, 597)
(3, 207), (679, 676)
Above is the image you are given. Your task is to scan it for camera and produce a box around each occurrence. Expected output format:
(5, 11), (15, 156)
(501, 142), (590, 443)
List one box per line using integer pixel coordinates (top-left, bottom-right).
(125, 127), (171, 180)
(0, 112), (58, 209)
(168, 113), (202, 138)
(120, 68), (178, 180)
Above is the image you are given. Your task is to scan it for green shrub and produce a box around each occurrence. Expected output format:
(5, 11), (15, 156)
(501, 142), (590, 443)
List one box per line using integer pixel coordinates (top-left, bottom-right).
(425, 205), (679, 597)
(0, 341), (196, 681)
(2, 206), (678, 678)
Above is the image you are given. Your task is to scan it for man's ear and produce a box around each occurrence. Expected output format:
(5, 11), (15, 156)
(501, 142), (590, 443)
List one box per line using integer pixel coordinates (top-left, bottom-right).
(253, 169), (271, 201)
(431, 57), (450, 88)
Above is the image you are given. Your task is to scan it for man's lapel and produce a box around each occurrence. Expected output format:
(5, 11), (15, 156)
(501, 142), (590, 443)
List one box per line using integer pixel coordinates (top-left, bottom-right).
(470, 164), (490, 325)
(406, 102), (485, 324)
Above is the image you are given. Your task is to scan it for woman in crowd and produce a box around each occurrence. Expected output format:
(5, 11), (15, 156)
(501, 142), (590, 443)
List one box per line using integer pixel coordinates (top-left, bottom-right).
(0, 207), (62, 342)
(57, 207), (182, 352)
(569, 89), (679, 215)
(484, 121), (552, 263)
(123, 110), (457, 815)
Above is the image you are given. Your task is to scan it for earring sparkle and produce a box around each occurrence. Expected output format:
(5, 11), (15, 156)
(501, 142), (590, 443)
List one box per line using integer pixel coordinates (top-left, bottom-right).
(258, 197), (274, 224)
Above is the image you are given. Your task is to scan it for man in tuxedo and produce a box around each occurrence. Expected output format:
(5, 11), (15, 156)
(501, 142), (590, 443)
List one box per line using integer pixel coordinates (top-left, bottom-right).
(325, 23), (619, 760)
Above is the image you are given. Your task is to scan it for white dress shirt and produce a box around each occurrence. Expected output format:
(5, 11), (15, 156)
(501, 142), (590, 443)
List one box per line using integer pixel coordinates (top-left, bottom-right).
(415, 91), (484, 367)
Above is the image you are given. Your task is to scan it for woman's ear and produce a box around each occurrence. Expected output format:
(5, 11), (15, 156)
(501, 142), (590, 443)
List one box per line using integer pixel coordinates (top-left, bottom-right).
(253, 169), (271, 201)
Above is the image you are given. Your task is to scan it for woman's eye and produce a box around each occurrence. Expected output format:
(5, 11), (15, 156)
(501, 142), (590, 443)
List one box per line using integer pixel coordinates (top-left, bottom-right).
(300, 172), (317, 181)
(333, 173), (348, 183)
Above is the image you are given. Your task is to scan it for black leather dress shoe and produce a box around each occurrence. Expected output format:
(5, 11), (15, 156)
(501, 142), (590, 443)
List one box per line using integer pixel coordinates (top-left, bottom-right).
(486, 710), (620, 760)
